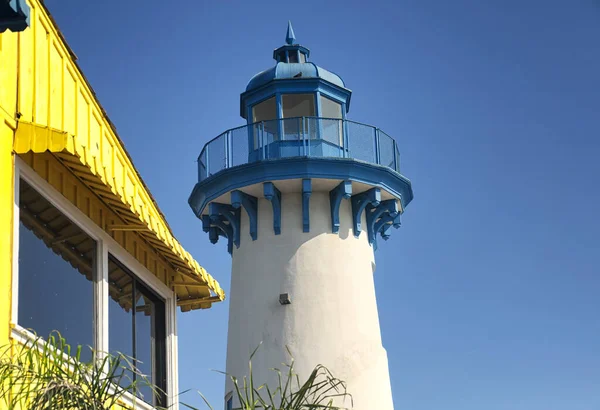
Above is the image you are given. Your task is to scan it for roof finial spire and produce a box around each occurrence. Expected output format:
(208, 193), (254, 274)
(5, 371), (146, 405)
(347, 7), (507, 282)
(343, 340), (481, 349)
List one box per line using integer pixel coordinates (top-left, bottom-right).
(286, 21), (296, 45)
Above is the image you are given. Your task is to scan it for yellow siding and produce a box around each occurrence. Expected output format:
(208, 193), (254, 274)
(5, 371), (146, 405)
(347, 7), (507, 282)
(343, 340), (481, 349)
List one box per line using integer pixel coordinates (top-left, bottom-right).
(0, 122), (15, 348)
(0, 0), (224, 310)
(0, 24), (19, 347)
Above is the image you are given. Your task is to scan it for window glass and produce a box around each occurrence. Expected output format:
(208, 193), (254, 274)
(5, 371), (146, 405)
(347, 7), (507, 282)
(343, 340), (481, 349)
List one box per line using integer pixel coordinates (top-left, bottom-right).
(281, 94), (316, 141)
(288, 51), (299, 63)
(252, 97), (276, 123)
(282, 94), (315, 118)
(108, 256), (166, 406)
(299, 53), (306, 63)
(108, 258), (134, 359)
(320, 96), (342, 119)
(18, 179), (95, 362)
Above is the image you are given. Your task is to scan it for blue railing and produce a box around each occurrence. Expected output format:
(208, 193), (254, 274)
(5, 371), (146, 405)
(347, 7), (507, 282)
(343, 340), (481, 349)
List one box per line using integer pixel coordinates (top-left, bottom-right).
(198, 117), (402, 181)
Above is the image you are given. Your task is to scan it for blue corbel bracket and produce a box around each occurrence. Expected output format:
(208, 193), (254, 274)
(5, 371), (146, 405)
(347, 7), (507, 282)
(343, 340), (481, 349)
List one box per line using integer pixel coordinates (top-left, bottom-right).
(351, 188), (381, 237)
(329, 180), (352, 234)
(366, 199), (399, 245)
(231, 190), (258, 241)
(202, 214), (234, 254)
(209, 202), (241, 250)
(264, 182), (282, 235)
(302, 179), (312, 233)
(380, 214), (402, 241)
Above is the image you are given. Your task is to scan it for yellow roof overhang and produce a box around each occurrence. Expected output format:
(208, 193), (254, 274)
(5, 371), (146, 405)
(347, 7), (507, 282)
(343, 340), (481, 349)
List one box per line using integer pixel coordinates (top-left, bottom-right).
(14, 120), (225, 310)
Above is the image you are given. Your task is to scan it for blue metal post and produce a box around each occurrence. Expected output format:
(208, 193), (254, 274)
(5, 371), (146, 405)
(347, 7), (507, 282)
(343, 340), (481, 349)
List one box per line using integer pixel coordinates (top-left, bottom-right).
(301, 117), (306, 156)
(343, 119), (350, 159)
(224, 131), (230, 169)
(261, 121), (266, 160)
(205, 145), (210, 177)
(392, 139), (398, 171)
(374, 128), (381, 165)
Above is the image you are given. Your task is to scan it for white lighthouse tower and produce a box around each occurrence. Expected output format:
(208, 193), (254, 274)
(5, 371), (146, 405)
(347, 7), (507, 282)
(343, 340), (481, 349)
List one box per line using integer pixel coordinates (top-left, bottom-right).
(189, 22), (413, 410)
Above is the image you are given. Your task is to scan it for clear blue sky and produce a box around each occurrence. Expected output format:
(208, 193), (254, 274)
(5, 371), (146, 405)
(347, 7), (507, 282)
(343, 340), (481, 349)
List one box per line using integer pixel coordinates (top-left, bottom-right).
(45, 0), (600, 409)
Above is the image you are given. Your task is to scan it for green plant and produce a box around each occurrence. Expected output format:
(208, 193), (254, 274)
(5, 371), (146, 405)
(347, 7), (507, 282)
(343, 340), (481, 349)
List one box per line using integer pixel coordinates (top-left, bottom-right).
(182, 345), (353, 410)
(0, 331), (161, 410)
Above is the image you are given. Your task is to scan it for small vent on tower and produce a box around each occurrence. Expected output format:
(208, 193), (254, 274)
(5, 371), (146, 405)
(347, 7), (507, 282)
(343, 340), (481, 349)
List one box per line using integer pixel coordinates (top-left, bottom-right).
(279, 293), (291, 305)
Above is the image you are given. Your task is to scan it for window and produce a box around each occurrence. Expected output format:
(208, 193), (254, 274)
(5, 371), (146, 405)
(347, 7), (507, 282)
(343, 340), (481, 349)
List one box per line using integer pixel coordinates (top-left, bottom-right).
(252, 97), (278, 148)
(320, 96), (344, 145)
(14, 171), (172, 408)
(18, 179), (96, 362)
(320, 96), (342, 119)
(282, 94), (315, 118)
(252, 97), (276, 123)
(288, 51), (298, 63)
(282, 94), (316, 140)
(109, 255), (167, 407)
(225, 392), (233, 410)
(299, 53), (306, 63)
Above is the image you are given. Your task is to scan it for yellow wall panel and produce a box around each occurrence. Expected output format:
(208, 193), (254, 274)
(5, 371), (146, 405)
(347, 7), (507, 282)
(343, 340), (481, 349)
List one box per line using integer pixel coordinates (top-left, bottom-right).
(49, 41), (63, 130)
(34, 17), (49, 125)
(76, 89), (88, 147)
(63, 67), (76, 135)
(101, 130), (114, 185)
(0, 31), (18, 119)
(0, 123), (15, 346)
(17, 12), (34, 122)
(90, 113), (101, 157)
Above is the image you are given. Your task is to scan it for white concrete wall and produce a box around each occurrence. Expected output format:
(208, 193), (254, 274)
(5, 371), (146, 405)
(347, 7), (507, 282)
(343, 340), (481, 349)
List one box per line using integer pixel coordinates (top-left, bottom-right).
(225, 188), (395, 410)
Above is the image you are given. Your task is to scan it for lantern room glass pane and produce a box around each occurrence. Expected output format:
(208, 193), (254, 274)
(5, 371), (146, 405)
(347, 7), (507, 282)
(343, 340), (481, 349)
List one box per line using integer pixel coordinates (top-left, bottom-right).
(320, 96), (342, 119)
(288, 51), (299, 63)
(252, 97), (276, 123)
(17, 178), (95, 362)
(282, 94), (315, 118)
(320, 96), (343, 145)
(299, 53), (306, 63)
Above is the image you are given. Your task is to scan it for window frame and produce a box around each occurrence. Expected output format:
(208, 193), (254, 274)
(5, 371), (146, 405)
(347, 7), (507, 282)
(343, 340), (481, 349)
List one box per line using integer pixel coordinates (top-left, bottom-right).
(11, 157), (179, 410)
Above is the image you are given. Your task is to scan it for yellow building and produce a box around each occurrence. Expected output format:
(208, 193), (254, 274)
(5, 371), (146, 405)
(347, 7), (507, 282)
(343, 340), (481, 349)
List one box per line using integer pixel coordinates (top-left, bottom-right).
(0, 0), (224, 408)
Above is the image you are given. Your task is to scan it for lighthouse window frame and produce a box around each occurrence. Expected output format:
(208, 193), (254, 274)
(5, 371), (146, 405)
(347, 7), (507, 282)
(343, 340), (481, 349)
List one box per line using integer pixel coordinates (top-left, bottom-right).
(11, 157), (179, 410)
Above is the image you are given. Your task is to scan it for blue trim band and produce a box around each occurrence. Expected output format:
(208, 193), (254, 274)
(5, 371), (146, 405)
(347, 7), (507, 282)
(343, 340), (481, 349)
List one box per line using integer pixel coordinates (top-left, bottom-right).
(302, 179), (312, 233)
(329, 180), (352, 234)
(231, 190), (258, 241)
(189, 157), (413, 217)
(263, 182), (282, 235)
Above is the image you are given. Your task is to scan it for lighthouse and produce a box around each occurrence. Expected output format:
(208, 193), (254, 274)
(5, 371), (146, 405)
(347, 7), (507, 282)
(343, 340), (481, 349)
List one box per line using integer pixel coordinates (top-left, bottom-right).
(189, 22), (413, 410)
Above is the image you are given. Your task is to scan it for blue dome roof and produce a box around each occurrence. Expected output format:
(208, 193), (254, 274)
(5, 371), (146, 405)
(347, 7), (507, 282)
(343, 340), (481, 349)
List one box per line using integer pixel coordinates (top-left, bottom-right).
(246, 62), (346, 91)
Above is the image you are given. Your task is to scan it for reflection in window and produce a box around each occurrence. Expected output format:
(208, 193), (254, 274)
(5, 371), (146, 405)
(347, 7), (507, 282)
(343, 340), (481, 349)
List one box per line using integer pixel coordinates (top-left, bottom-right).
(320, 96), (344, 145)
(18, 179), (95, 362)
(108, 256), (166, 407)
(252, 97), (277, 123)
(299, 53), (306, 63)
